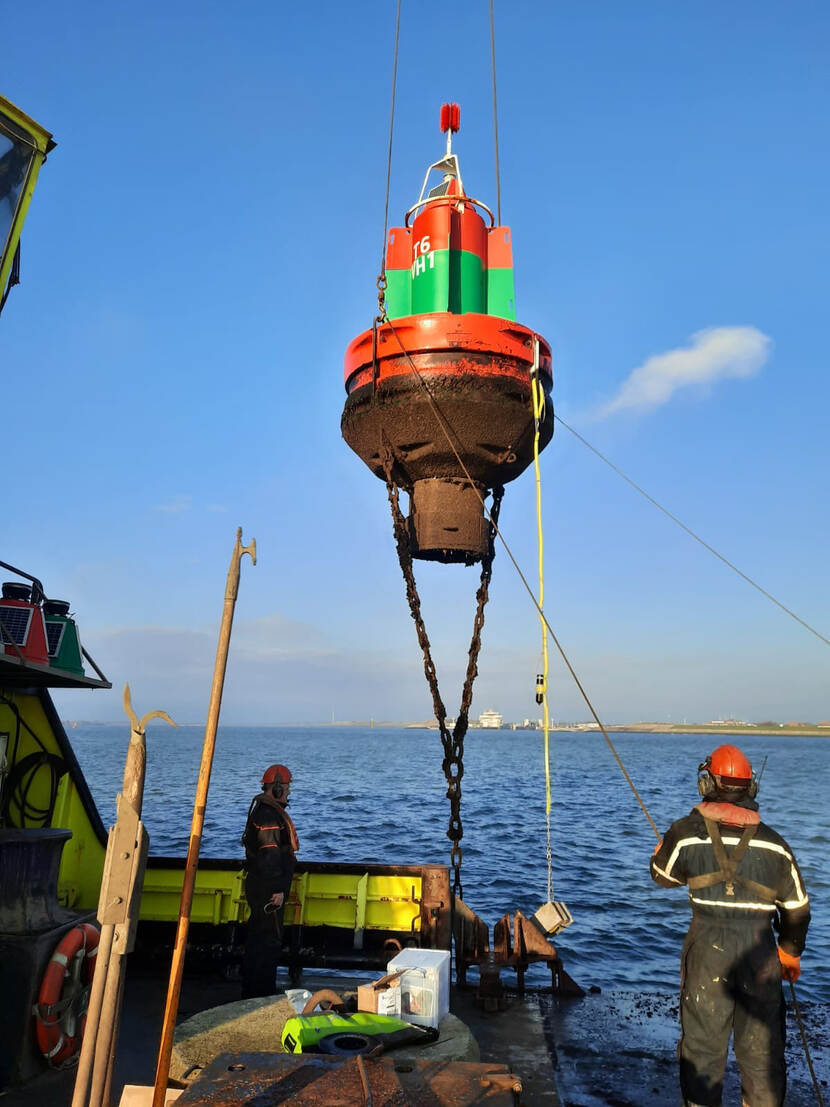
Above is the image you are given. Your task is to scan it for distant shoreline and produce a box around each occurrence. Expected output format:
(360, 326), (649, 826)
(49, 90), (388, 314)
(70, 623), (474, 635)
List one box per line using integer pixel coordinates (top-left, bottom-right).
(63, 720), (830, 738)
(604, 723), (830, 738)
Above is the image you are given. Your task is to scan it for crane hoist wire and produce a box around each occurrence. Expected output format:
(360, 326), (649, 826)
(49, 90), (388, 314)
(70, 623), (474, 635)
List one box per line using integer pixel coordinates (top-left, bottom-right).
(371, 1), (661, 893)
(376, 0), (504, 311)
(377, 0), (402, 314)
(489, 0), (502, 226)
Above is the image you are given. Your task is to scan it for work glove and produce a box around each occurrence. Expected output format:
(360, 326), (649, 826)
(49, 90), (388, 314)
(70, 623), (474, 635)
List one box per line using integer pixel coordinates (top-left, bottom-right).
(778, 947), (801, 982)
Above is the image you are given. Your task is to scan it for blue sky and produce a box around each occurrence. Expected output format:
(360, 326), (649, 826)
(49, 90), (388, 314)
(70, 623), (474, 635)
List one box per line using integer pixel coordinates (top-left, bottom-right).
(3, 1), (828, 724)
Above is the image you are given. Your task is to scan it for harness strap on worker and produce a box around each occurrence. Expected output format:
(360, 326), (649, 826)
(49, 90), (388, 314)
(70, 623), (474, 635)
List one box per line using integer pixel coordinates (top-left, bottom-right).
(686, 819), (777, 901)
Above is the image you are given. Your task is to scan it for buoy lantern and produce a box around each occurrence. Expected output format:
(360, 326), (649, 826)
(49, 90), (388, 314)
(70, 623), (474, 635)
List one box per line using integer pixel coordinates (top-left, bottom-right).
(43, 600), (85, 677)
(0, 581), (49, 666)
(342, 104), (553, 564)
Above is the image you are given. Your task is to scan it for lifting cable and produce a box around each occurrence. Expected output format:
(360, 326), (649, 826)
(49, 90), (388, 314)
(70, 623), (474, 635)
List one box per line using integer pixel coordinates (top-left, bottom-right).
(377, 0), (402, 318)
(374, 1), (657, 845)
(489, 0), (502, 226)
(555, 415), (830, 650)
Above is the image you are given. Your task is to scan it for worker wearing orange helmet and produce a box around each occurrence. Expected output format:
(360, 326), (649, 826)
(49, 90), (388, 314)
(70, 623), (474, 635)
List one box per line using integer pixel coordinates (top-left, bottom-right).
(240, 764), (299, 999)
(651, 744), (810, 1107)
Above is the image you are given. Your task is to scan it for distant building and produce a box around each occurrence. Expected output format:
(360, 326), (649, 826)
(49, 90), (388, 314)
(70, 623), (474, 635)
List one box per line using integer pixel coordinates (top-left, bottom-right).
(478, 709), (503, 729)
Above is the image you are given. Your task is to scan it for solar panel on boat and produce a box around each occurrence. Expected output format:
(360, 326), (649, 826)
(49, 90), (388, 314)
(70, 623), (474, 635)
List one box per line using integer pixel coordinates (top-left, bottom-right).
(45, 621), (65, 656)
(0, 605), (33, 646)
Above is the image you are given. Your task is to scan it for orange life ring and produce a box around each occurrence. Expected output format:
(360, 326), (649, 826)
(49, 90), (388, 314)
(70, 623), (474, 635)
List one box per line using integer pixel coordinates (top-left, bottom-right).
(34, 922), (100, 1067)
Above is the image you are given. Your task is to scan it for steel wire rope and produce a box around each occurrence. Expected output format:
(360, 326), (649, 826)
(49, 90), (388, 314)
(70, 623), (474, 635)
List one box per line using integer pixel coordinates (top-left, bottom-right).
(378, 313), (661, 839)
(789, 980), (825, 1106)
(376, 0), (402, 314)
(370, 0), (657, 840)
(489, 0), (502, 225)
(555, 415), (830, 649)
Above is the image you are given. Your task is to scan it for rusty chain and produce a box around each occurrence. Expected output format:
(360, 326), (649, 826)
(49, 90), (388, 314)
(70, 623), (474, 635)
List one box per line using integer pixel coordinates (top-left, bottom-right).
(381, 449), (503, 899)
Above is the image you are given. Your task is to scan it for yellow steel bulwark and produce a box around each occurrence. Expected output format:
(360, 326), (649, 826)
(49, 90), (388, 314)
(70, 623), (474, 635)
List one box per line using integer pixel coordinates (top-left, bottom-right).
(0, 95), (55, 298)
(1, 693), (423, 936)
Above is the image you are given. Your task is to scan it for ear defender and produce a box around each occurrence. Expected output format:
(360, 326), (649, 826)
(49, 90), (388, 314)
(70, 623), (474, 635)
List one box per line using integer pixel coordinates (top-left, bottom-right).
(697, 759), (717, 798)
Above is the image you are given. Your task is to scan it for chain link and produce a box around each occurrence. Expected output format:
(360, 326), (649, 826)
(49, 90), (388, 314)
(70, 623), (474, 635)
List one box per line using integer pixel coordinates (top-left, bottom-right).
(376, 274), (387, 319)
(381, 448), (503, 899)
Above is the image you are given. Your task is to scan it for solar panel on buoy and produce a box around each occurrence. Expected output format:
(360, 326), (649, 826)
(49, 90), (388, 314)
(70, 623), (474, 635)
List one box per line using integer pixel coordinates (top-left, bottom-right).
(0, 605), (33, 646)
(45, 621), (65, 656)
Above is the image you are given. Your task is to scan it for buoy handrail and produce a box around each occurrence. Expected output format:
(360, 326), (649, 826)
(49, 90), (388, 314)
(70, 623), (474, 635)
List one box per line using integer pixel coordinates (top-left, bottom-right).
(404, 194), (495, 229)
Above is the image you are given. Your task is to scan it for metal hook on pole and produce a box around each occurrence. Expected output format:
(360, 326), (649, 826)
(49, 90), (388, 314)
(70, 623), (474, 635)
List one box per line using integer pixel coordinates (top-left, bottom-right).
(121, 683), (177, 813)
(152, 528), (256, 1107)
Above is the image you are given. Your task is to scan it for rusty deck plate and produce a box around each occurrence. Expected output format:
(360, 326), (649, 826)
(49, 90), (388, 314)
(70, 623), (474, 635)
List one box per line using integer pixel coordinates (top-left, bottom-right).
(175, 1052), (521, 1106)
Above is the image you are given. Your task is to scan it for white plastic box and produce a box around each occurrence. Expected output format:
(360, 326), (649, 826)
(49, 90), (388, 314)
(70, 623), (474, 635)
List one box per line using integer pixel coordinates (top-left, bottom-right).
(386, 948), (450, 1029)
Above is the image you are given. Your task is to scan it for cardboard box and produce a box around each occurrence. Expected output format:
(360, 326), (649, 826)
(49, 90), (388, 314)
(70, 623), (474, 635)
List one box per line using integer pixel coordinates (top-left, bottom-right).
(387, 948), (450, 1029)
(357, 970), (403, 1017)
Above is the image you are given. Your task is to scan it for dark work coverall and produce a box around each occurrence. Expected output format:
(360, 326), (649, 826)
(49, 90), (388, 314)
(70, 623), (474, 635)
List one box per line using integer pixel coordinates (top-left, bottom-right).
(241, 791), (297, 999)
(651, 797), (810, 1107)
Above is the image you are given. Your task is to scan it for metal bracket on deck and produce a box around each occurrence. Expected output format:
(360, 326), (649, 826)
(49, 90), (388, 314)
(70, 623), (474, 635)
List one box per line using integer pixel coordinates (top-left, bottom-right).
(454, 899), (584, 1006)
(98, 796), (149, 953)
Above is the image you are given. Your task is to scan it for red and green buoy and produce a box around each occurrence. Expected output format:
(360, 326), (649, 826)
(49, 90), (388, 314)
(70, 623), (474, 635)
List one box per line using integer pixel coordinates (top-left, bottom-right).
(342, 104), (553, 564)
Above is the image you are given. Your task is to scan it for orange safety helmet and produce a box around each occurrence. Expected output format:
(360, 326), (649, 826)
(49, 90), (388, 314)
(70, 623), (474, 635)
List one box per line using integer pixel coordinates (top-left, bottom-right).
(262, 764), (292, 788)
(698, 744), (757, 798)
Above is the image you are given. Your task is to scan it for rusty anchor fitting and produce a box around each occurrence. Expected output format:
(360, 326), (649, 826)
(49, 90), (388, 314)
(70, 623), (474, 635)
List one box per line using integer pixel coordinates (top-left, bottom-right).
(454, 899), (584, 1006)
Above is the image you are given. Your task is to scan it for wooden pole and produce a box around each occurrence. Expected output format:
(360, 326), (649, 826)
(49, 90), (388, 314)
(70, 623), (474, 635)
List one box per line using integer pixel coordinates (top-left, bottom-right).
(72, 686), (175, 1107)
(152, 528), (256, 1107)
(70, 925), (114, 1107)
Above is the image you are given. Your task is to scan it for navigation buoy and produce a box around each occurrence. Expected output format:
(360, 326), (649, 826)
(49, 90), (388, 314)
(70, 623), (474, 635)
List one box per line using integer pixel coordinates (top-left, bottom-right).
(342, 104), (553, 564)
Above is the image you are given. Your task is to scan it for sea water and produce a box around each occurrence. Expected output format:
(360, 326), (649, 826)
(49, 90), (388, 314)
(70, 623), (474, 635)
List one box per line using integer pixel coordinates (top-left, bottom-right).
(69, 725), (829, 1004)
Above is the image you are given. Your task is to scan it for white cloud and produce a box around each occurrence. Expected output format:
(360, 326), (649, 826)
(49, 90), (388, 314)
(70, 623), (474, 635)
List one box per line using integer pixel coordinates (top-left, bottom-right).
(600, 326), (772, 416)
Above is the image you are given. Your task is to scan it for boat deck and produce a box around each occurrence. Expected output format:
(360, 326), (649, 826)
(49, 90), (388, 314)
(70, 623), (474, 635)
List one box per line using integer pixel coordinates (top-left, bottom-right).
(4, 968), (827, 1106)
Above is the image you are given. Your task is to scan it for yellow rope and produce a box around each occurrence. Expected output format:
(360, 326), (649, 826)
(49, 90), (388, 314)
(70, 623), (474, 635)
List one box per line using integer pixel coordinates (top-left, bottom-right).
(531, 347), (553, 902)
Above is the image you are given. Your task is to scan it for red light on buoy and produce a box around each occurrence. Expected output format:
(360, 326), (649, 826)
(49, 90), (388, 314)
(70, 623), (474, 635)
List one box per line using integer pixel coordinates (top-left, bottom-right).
(440, 102), (460, 134)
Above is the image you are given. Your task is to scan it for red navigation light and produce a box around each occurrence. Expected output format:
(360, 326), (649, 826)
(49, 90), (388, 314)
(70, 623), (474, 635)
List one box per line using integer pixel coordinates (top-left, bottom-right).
(440, 102), (460, 134)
